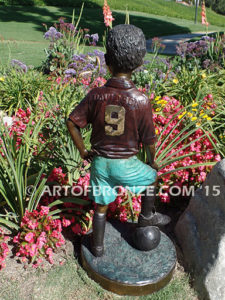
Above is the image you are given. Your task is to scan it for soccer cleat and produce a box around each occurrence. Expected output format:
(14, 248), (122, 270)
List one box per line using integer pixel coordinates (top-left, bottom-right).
(138, 212), (171, 227)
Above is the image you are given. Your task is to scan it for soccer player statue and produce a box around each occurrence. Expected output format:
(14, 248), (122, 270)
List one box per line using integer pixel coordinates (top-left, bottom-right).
(67, 24), (170, 258)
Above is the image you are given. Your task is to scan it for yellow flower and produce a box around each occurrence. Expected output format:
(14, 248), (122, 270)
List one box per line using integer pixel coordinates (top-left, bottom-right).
(202, 114), (208, 119)
(155, 108), (161, 112)
(207, 117), (212, 121)
(200, 112), (204, 116)
(196, 122), (201, 127)
(187, 112), (193, 117)
(155, 96), (161, 101)
(156, 129), (159, 135)
(156, 100), (162, 105)
(191, 117), (197, 121)
(192, 102), (198, 107)
(178, 111), (187, 119)
(192, 108), (197, 112)
(0, 77), (4, 82)
(173, 78), (179, 84)
(201, 73), (206, 79)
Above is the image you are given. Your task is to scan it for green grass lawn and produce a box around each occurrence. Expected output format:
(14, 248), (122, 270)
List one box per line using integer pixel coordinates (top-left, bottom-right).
(0, 6), (224, 67)
(0, 257), (197, 300)
(6, 0), (225, 27)
(93, 0), (225, 27)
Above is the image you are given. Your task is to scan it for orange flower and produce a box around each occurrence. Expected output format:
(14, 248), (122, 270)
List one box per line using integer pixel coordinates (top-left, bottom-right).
(103, 0), (114, 28)
(201, 0), (209, 27)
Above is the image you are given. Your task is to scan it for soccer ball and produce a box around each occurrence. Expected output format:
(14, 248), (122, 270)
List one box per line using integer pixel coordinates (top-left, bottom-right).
(132, 226), (161, 251)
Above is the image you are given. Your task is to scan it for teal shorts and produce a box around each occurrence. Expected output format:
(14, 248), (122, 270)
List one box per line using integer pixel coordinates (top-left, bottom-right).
(89, 155), (157, 205)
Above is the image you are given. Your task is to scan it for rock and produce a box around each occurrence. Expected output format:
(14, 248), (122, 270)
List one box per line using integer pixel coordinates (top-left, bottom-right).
(175, 159), (225, 300)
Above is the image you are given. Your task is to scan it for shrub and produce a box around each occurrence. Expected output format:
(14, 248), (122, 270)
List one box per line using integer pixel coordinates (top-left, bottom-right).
(0, 66), (50, 113)
(13, 206), (65, 266)
(42, 8), (100, 75)
(0, 228), (9, 270)
(176, 34), (225, 70)
(212, 0), (225, 15)
(0, 108), (52, 230)
(0, 0), (102, 7)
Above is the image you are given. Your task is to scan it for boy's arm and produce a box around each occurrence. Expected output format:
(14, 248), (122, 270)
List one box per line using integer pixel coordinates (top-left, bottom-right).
(145, 144), (159, 171)
(138, 97), (158, 170)
(66, 92), (95, 161)
(66, 119), (94, 161)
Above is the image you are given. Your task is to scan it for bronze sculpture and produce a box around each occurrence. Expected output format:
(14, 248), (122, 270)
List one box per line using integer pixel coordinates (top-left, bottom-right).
(67, 24), (170, 257)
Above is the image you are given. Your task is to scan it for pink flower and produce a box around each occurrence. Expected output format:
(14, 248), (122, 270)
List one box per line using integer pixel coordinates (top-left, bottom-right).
(13, 233), (20, 243)
(56, 77), (61, 84)
(25, 232), (35, 243)
(103, 0), (114, 28)
(62, 217), (71, 227)
(29, 244), (38, 257)
(40, 206), (50, 216)
(215, 154), (221, 161)
(46, 247), (53, 256)
(27, 220), (38, 230)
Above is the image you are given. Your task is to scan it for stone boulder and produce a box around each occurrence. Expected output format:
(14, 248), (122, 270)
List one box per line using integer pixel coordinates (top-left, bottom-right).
(175, 159), (225, 300)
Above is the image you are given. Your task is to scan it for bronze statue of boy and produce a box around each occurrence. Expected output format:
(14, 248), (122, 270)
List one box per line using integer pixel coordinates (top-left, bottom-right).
(67, 24), (170, 257)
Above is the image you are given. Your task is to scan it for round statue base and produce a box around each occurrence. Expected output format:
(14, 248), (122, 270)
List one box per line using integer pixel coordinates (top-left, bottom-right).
(81, 220), (177, 296)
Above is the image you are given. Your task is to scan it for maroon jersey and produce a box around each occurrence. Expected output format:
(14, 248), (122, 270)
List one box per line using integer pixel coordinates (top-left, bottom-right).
(69, 77), (157, 158)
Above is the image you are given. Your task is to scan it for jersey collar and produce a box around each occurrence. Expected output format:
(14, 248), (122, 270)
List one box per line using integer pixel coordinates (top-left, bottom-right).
(105, 77), (135, 89)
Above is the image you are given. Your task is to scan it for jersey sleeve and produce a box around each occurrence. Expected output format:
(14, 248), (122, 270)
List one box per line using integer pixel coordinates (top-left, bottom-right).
(138, 98), (157, 145)
(68, 93), (91, 128)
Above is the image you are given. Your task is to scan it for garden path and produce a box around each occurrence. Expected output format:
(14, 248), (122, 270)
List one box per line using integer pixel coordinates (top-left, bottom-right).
(146, 32), (212, 54)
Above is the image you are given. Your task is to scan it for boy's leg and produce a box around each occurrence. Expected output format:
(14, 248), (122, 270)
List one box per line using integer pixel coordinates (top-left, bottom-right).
(138, 179), (171, 227)
(91, 204), (108, 257)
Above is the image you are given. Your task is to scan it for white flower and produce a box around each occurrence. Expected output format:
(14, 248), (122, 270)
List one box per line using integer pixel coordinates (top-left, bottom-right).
(2, 116), (13, 127)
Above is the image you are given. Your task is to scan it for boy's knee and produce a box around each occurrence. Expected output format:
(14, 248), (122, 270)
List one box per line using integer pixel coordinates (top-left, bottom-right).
(96, 204), (108, 214)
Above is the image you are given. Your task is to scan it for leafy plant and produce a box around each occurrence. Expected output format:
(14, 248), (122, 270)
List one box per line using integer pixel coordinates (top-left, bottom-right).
(42, 6), (99, 75)
(138, 93), (222, 203)
(176, 33), (225, 71)
(0, 117), (50, 230)
(0, 67), (50, 113)
(13, 206), (65, 266)
(163, 66), (209, 106)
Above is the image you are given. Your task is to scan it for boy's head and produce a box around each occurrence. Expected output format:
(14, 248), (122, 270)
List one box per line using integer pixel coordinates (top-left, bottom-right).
(105, 24), (146, 74)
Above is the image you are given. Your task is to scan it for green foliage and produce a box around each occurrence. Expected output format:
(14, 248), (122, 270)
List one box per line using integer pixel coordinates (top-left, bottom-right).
(139, 97), (221, 174)
(0, 0), (101, 7)
(0, 68), (50, 113)
(0, 117), (50, 230)
(211, 0), (225, 15)
(206, 68), (225, 104)
(42, 6), (91, 74)
(163, 66), (209, 105)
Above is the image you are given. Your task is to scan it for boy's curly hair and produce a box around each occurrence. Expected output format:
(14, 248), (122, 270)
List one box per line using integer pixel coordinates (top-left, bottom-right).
(105, 24), (146, 73)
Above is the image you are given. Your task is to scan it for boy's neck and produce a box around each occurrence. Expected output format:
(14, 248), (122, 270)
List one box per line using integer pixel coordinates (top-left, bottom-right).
(112, 72), (132, 80)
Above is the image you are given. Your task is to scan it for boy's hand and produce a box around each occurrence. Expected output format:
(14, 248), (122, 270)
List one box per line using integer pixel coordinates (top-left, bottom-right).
(149, 162), (159, 171)
(81, 149), (95, 163)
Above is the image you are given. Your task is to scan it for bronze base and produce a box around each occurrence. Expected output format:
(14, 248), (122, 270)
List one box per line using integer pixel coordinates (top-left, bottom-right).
(81, 249), (175, 295)
(81, 220), (177, 296)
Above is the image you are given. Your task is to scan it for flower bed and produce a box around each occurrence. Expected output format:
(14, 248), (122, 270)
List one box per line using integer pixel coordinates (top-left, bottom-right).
(0, 2), (224, 270)
(0, 228), (9, 270)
